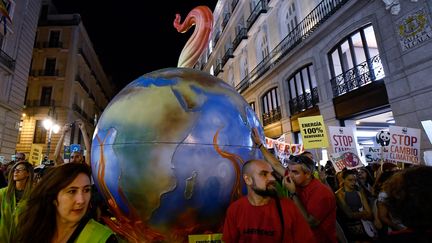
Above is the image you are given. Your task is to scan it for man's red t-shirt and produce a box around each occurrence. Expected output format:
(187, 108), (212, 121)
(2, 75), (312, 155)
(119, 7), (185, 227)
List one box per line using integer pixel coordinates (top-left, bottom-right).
(296, 178), (337, 243)
(222, 196), (315, 243)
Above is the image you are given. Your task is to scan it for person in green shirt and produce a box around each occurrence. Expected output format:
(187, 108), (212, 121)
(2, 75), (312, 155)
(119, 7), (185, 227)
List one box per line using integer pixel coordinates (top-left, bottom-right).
(15, 163), (117, 243)
(0, 161), (34, 242)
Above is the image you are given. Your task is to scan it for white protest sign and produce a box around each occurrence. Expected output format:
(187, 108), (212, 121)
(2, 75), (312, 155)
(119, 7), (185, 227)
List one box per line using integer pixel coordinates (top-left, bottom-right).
(329, 126), (359, 155)
(388, 125), (421, 164)
(421, 120), (432, 144)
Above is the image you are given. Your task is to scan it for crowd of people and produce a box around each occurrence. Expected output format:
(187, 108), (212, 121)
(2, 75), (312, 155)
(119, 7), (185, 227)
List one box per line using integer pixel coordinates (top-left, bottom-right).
(221, 128), (432, 243)
(1, 124), (431, 243)
(0, 120), (118, 243)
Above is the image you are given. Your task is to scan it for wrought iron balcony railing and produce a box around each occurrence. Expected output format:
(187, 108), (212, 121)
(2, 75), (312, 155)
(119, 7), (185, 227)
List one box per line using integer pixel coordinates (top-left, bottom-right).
(330, 54), (384, 97)
(221, 48), (234, 67)
(231, 0), (239, 12)
(247, 0), (269, 31)
(288, 87), (320, 115)
(222, 12), (231, 30)
(232, 27), (248, 52)
(30, 69), (59, 76)
(34, 41), (64, 48)
(236, 0), (350, 94)
(0, 49), (15, 70)
(214, 61), (223, 76)
(25, 99), (55, 107)
(262, 106), (281, 126)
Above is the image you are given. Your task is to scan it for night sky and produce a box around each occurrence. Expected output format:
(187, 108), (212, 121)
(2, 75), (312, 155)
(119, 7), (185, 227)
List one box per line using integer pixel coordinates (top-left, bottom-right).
(52, 0), (218, 92)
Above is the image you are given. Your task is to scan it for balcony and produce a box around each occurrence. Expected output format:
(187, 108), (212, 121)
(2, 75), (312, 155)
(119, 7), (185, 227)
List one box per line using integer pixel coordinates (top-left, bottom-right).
(0, 49), (15, 70)
(214, 60), (223, 76)
(247, 0), (269, 31)
(288, 87), (320, 115)
(221, 48), (234, 67)
(75, 75), (89, 93)
(232, 27), (248, 53)
(213, 30), (221, 48)
(231, 0), (239, 12)
(236, 0), (350, 94)
(330, 54), (384, 97)
(25, 99), (55, 107)
(30, 69), (59, 76)
(34, 41), (64, 49)
(222, 13), (231, 30)
(262, 107), (281, 126)
(72, 103), (89, 120)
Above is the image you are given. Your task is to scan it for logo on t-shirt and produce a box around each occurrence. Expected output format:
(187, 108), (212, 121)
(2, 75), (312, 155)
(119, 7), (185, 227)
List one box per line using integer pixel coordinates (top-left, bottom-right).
(243, 228), (275, 236)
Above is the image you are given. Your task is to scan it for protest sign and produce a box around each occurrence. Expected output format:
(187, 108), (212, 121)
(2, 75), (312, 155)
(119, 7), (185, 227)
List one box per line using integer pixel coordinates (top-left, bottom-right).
(298, 115), (328, 149)
(388, 126), (421, 164)
(329, 150), (363, 172)
(329, 126), (359, 156)
(29, 144), (43, 165)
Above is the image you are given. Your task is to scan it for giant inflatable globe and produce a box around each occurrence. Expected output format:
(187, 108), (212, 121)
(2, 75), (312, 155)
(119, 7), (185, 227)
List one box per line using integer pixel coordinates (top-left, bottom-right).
(91, 68), (264, 242)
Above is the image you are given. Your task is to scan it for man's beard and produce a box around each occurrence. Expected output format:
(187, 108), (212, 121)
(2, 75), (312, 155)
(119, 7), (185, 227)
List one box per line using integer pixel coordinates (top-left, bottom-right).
(251, 180), (277, 197)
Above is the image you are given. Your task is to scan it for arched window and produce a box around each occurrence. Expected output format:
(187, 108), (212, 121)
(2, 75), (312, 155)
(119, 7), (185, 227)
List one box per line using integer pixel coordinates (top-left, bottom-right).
(328, 24), (384, 96)
(261, 87), (281, 126)
(287, 64), (319, 115)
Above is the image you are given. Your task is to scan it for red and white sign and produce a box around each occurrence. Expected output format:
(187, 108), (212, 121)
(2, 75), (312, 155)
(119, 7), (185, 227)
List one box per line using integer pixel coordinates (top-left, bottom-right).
(329, 150), (363, 172)
(388, 125), (421, 164)
(328, 126), (360, 157)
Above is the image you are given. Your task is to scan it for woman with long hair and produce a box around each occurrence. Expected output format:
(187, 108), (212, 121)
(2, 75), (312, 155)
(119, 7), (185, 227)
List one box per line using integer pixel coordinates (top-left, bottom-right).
(15, 163), (117, 243)
(0, 161), (34, 242)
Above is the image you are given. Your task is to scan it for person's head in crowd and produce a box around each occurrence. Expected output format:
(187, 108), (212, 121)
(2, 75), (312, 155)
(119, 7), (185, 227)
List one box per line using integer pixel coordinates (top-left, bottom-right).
(382, 162), (399, 172)
(15, 152), (26, 162)
(383, 166), (432, 231)
(357, 167), (374, 186)
(301, 151), (313, 159)
(16, 163), (92, 243)
(373, 170), (396, 195)
(341, 169), (357, 191)
(287, 154), (315, 187)
(70, 150), (84, 164)
(242, 159), (277, 198)
(8, 161), (34, 195)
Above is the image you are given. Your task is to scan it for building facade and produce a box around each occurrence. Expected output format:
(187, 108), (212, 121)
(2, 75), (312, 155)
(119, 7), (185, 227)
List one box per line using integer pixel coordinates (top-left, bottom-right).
(16, 2), (115, 161)
(200, 0), (432, 161)
(0, 0), (41, 161)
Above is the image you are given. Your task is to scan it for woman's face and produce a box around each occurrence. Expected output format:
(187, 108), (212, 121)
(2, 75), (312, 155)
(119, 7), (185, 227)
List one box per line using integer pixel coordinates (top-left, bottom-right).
(13, 164), (29, 182)
(358, 169), (367, 181)
(55, 173), (91, 226)
(344, 174), (357, 191)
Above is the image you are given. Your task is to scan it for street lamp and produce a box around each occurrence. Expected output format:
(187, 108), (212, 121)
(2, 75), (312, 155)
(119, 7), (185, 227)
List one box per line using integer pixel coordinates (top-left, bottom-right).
(43, 118), (60, 160)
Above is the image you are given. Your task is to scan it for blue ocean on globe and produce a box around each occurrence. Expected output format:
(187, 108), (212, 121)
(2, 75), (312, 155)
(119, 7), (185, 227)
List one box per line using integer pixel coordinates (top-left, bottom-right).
(91, 67), (264, 242)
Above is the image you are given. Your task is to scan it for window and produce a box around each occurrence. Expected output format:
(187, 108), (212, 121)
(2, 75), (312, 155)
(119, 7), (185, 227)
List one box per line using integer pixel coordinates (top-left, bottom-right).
(44, 58), (56, 76)
(33, 120), (47, 144)
(40, 86), (52, 106)
(261, 87), (281, 126)
(328, 24), (384, 96)
(260, 35), (269, 62)
(48, 30), (60, 47)
(249, 102), (255, 112)
(287, 64), (319, 115)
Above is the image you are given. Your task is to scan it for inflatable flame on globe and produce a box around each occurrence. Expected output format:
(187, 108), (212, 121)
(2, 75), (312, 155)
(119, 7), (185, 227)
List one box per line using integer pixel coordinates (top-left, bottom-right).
(91, 6), (265, 242)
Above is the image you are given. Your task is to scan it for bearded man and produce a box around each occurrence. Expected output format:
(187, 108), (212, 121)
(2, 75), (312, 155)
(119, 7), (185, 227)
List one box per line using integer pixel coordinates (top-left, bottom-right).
(222, 159), (315, 243)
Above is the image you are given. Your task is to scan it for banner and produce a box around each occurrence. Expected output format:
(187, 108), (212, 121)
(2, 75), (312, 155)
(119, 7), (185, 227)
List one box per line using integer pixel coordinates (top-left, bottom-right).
(329, 150), (363, 172)
(29, 144), (43, 165)
(188, 233), (222, 243)
(298, 115), (329, 149)
(328, 126), (359, 156)
(363, 146), (394, 164)
(265, 136), (304, 162)
(388, 126), (421, 164)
